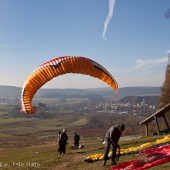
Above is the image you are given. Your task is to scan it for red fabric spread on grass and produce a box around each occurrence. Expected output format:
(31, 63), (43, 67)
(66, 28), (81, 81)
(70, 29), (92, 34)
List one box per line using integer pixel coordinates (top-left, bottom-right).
(108, 160), (140, 170)
(139, 144), (170, 155)
(138, 156), (170, 170)
(109, 144), (170, 170)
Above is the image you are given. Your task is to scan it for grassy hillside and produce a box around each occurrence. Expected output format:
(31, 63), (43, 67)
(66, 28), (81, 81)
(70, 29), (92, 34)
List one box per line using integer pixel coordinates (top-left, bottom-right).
(1, 134), (170, 170)
(0, 109), (170, 170)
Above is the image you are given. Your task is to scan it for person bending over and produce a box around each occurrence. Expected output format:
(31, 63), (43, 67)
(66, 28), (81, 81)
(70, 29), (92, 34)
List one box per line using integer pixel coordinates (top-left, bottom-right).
(103, 124), (125, 166)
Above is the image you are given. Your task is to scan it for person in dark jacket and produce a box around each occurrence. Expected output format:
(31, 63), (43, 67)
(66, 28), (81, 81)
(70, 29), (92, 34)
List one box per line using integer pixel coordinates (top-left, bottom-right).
(58, 129), (68, 154)
(103, 124), (125, 166)
(73, 133), (80, 149)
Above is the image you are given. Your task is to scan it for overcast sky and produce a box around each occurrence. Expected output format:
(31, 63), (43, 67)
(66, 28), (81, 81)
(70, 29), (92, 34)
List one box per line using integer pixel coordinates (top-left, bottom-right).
(0, 0), (170, 89)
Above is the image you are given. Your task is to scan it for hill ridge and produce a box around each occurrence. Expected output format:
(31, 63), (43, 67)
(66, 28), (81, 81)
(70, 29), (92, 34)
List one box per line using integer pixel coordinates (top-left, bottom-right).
(0, 85), (161, 98)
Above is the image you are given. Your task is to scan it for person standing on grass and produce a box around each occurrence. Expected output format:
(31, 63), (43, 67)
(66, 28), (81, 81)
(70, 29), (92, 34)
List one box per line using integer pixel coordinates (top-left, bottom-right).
(73, 132), (80, 150)
(103, 124), (125, 166)
(57, 130), (62, 153)
(58, 129), (68, 154)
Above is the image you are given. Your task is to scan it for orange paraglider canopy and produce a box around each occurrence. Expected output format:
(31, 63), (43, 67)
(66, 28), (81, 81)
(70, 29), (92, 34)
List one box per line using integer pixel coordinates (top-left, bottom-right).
(21, 56), (118, 113)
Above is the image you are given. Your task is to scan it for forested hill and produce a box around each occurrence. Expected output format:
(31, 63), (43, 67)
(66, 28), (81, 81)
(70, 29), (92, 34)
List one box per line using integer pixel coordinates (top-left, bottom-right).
(119, 96), (159, 105)
(0, 85), (161, 98)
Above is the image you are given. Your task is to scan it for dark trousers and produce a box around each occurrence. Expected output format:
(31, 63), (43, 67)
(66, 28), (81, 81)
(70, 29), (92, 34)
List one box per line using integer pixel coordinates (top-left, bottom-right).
(74, 141), (79, 149)
(58, 140), (67, 154)
(103, 138), (117, 162)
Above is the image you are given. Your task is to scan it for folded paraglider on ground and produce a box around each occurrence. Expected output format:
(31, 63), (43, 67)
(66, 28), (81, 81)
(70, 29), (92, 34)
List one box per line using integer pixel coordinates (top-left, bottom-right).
(84, 135), (170, 163)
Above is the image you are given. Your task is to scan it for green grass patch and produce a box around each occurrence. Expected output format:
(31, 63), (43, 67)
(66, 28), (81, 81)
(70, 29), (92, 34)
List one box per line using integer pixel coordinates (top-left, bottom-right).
(0, 117), (30, 124)
(0, 132), (12, 138)
(35, 120), (65, 129)
(68, 118), (89, 127)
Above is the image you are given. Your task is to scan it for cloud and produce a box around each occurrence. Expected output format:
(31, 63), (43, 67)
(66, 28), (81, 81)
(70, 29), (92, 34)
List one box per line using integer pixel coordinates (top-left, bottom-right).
(102, 0), (116, 40)
(117, 74), (164, 88)
(134, 57), (168, 70)
(167, 50), (170, 56)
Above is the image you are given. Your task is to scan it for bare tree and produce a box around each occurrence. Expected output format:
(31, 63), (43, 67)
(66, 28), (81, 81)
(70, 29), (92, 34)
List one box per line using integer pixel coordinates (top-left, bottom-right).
(159, 56), (170, 122)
